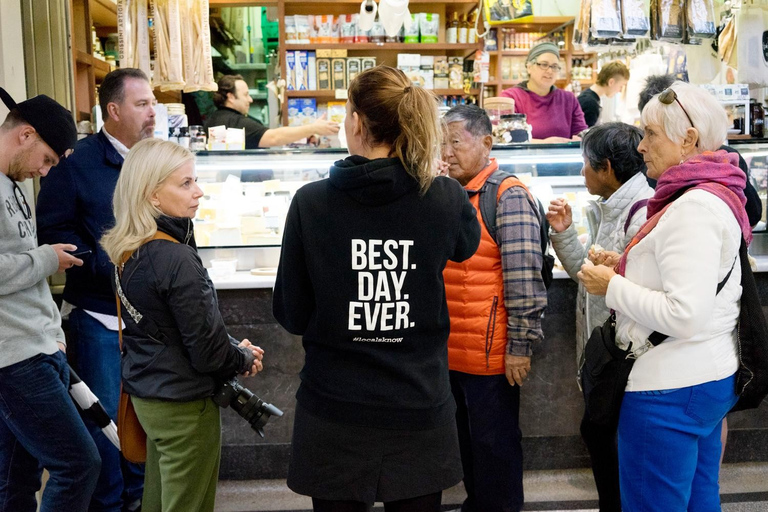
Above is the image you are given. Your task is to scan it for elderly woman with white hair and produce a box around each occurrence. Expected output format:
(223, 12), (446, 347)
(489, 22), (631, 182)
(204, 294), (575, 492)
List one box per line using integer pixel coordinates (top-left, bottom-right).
(577, 81), (750, 510)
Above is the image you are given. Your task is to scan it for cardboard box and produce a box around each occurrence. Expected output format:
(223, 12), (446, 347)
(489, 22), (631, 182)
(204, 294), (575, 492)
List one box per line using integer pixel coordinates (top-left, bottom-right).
(361, 57), (377, 71)
(419, 55), (434, 89)
(316, 49), (333, 58)
(331, 49), (348, 58)
(317, 58), (331, 90)
(287, 98), (317, 127)
(307, 51), (317, 90)
(434, 56), (449, 89)
(286, 51), (296, 90)
(331, 58), (347, 90)
(347, 58), (361, 86)
(296, 51), (308, 91)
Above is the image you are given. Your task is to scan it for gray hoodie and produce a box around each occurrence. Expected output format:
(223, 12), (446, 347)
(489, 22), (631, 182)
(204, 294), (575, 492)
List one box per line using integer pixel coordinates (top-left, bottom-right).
(0, 172), (63, 369)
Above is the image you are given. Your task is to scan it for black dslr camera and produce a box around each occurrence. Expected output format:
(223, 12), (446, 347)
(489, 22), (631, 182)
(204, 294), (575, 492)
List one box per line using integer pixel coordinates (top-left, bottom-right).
(212, 378), (283, 437)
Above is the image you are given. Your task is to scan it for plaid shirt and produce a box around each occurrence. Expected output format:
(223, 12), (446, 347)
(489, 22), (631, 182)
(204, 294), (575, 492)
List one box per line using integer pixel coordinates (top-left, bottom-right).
(495, 186), (547, 357)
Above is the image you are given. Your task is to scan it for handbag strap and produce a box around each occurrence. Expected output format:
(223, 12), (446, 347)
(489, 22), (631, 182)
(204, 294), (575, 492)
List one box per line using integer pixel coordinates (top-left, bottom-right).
(115, 231), (180, 350)
(639, 252), (738, 351)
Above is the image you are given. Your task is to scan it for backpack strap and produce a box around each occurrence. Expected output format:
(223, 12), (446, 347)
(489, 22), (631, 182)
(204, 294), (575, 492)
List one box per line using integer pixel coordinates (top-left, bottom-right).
(479, 170), (532, 241)
(623, 199), (649, 234)
(115, 231), (180, 349)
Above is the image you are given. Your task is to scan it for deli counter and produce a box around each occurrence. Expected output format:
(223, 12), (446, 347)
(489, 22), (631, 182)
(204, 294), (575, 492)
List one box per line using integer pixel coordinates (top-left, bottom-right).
(194, 140), (768, 289)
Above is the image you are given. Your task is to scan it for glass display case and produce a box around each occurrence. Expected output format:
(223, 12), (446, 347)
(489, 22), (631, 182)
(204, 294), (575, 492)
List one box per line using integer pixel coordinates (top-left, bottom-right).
(193, 140), (768, 275)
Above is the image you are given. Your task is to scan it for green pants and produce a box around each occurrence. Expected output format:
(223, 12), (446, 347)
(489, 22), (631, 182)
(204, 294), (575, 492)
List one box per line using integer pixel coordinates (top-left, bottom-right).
(131, 396), (221, 512)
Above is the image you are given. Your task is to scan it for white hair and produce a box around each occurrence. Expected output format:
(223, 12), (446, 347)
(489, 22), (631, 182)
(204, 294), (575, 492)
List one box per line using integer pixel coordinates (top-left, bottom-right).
(641, 80), (727, 152)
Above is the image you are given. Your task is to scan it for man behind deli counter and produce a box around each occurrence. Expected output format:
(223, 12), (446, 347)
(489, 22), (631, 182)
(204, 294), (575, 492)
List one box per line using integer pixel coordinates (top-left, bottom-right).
(204, 74), (340, 148)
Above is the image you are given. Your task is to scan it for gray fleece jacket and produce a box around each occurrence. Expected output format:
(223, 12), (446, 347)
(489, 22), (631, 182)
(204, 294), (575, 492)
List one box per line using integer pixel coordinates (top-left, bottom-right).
(0, 173), (64, 369)
(550, 172), (653, 371)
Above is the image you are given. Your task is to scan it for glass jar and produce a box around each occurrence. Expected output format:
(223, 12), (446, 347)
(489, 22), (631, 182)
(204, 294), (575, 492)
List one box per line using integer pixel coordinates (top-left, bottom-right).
(498, 113), (529, 143)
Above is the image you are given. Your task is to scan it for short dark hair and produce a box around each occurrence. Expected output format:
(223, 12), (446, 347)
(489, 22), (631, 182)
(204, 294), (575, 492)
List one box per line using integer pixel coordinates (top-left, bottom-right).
(213, 74), (244, 107)
(1, 108), (27, 130)
(581, 122), (646, 184)
(444, 104), (492, 137)
(99, 68), (150, 118)
(637, 74), (675, 113)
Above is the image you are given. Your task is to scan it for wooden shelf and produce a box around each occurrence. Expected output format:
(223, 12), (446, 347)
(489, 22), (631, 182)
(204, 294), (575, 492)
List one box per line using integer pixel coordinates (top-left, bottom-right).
(90, 0), (117, 28)
(284, 43), (481, 51)
(286, 88), (479, 99)
(489, 16), (573, 27)
(283, 0), (476, 3)
(229, 62), (267, 70)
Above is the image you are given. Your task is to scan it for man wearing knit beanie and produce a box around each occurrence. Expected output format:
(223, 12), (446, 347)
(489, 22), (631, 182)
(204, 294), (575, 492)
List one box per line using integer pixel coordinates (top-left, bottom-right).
(0, 88), (101, 511)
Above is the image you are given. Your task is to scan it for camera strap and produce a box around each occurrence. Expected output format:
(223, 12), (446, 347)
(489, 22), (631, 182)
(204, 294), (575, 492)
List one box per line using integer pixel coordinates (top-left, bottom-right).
(115, 231), (180, 348)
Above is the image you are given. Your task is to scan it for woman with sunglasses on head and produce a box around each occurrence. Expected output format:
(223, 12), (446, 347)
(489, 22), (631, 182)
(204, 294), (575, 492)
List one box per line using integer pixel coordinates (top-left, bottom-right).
(577, 80), (748, 510)
(500, 42), (588, 143)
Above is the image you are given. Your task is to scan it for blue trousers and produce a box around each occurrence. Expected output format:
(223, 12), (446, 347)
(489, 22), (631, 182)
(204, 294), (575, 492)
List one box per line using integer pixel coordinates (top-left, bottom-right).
(450, 371), (524, 512)
(618, 374), (737, 512)
(69, 309), (144, 512)
(0, 350), (101, 512)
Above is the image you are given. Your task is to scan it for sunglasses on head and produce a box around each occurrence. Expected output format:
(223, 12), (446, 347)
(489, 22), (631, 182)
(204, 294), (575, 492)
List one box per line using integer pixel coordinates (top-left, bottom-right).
(658, 88), (695, 130)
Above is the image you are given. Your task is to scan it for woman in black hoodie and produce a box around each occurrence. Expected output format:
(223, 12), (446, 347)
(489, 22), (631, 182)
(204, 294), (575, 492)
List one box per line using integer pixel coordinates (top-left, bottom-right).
(274, 66), (481, 512)
(101, 139), (264, 512)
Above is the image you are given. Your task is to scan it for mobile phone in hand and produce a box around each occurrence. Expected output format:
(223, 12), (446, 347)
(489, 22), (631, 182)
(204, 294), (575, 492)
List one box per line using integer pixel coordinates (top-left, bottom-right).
(66, 249), (92, 258)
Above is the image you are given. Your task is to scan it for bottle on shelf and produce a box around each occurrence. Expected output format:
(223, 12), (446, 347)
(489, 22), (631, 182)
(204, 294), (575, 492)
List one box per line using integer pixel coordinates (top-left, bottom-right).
(447, 12), (459, 44)
(458, 13), (469, 44)
(468, 10), (477, 44)
(751, 99), (765, 138)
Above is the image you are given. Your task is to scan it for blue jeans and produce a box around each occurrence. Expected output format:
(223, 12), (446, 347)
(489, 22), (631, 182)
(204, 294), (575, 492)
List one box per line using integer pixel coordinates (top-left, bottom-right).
(0, 350), (101, 512)
(69, 309), (144, 512)
(618, 374), (738, 512)
(450, 371), (524, 512)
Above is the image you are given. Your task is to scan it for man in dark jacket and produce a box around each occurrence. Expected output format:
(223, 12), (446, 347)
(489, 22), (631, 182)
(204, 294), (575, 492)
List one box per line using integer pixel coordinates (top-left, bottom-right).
(36, 68), (154, 512)
(204, 74), (340, 148)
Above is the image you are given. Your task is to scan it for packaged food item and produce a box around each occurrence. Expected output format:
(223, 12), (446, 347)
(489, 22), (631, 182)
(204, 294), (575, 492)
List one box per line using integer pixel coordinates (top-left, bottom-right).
(179, 0), (217, 92)
(295, 15), (311, 44)
(347, 58), (362, 85)
(315, 15), (335, 44)
(397, 53), (421, 85)
(307, 51), (317, 90)
(316, 58), (331, 90)
(286, 51), (296, 90)
(339, 14), (356, 44)
(448, 57), (464, 89)
(151, 0), (185, 90)
(419, 13), (439, 43)
(284, 16), (298, 43)
(361, 57), (377, 71)
(369, 18), (386, 43)
(446, 12), (458, 43)
(327, 101), (347, 124)
(118, 0), (151, 81)
(331, 58), (347, 90)
(658, 0), (684, 41)
(686, 0), (716, 43)
(296, 51), (308, 91)
(287, 98), (317, 127)
(621, 0), (650, 37)
(591, 0), (622, 38)
(404, 14), (420, 43)
(419, 55), (434, 89)
(355, 14), (370, 43)
(434, 56), (449, 89)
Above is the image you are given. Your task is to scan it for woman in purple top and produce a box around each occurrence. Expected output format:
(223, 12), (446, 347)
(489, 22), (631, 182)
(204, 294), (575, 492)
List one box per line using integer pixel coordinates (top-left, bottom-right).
(500, 42), (588, 143)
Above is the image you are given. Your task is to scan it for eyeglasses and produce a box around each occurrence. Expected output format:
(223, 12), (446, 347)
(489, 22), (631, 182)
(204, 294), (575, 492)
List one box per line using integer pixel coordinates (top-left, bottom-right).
(532, 62), (562, 73)
(658, 88), (695, 130)
(13, 182), (31, 220)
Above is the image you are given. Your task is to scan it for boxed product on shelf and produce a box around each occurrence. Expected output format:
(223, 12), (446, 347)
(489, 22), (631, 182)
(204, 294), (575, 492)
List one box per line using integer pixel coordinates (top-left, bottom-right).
(419, 55), (435, 89)
(434, 56), (449, 88)
(347, 58), (362, 85)
(314, 15), (337, 43)
(473, 51), (490, 84)
(307, 51), (317, 90)
(332, 58), (347, 90)
(317, 58), (331, 90)
(286, 51), (296, 90)
(295, 15), (311, 44)
(287, 98), (317, 126)
(361, 57), (377, 71)
(285, 16), (298, 44)
(419, 13), (440, 43)
(404, 14), (420, 43)
(295, 51), (308, 90)
(448, 57), (464, 89)
(327, 101), (346, 124)
(397, 53), (422, 86)
(331, 49), (348, 58)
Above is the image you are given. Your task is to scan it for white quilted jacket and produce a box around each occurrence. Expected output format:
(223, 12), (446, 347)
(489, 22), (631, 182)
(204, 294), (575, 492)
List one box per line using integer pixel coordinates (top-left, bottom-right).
(550, 172), (654, 371)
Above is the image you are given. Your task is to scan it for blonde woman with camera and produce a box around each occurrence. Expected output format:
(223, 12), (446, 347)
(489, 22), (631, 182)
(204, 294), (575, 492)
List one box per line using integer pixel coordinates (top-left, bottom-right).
(101, 138), (264, 512)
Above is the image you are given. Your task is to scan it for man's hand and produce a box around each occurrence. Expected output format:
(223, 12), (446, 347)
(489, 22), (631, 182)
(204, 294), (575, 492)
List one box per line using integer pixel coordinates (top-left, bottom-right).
(505, 354), (531, 387)
(238, 339), (264, 377)
(310, 114), (340, 136)
(52, 244), (84, 273)
(435, 159), (450, 176)
(547, 198), (572, 233)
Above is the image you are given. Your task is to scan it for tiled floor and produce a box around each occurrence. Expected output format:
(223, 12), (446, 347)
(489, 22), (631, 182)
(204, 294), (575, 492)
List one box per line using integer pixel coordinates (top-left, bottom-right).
(214, 462), (768, 511)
